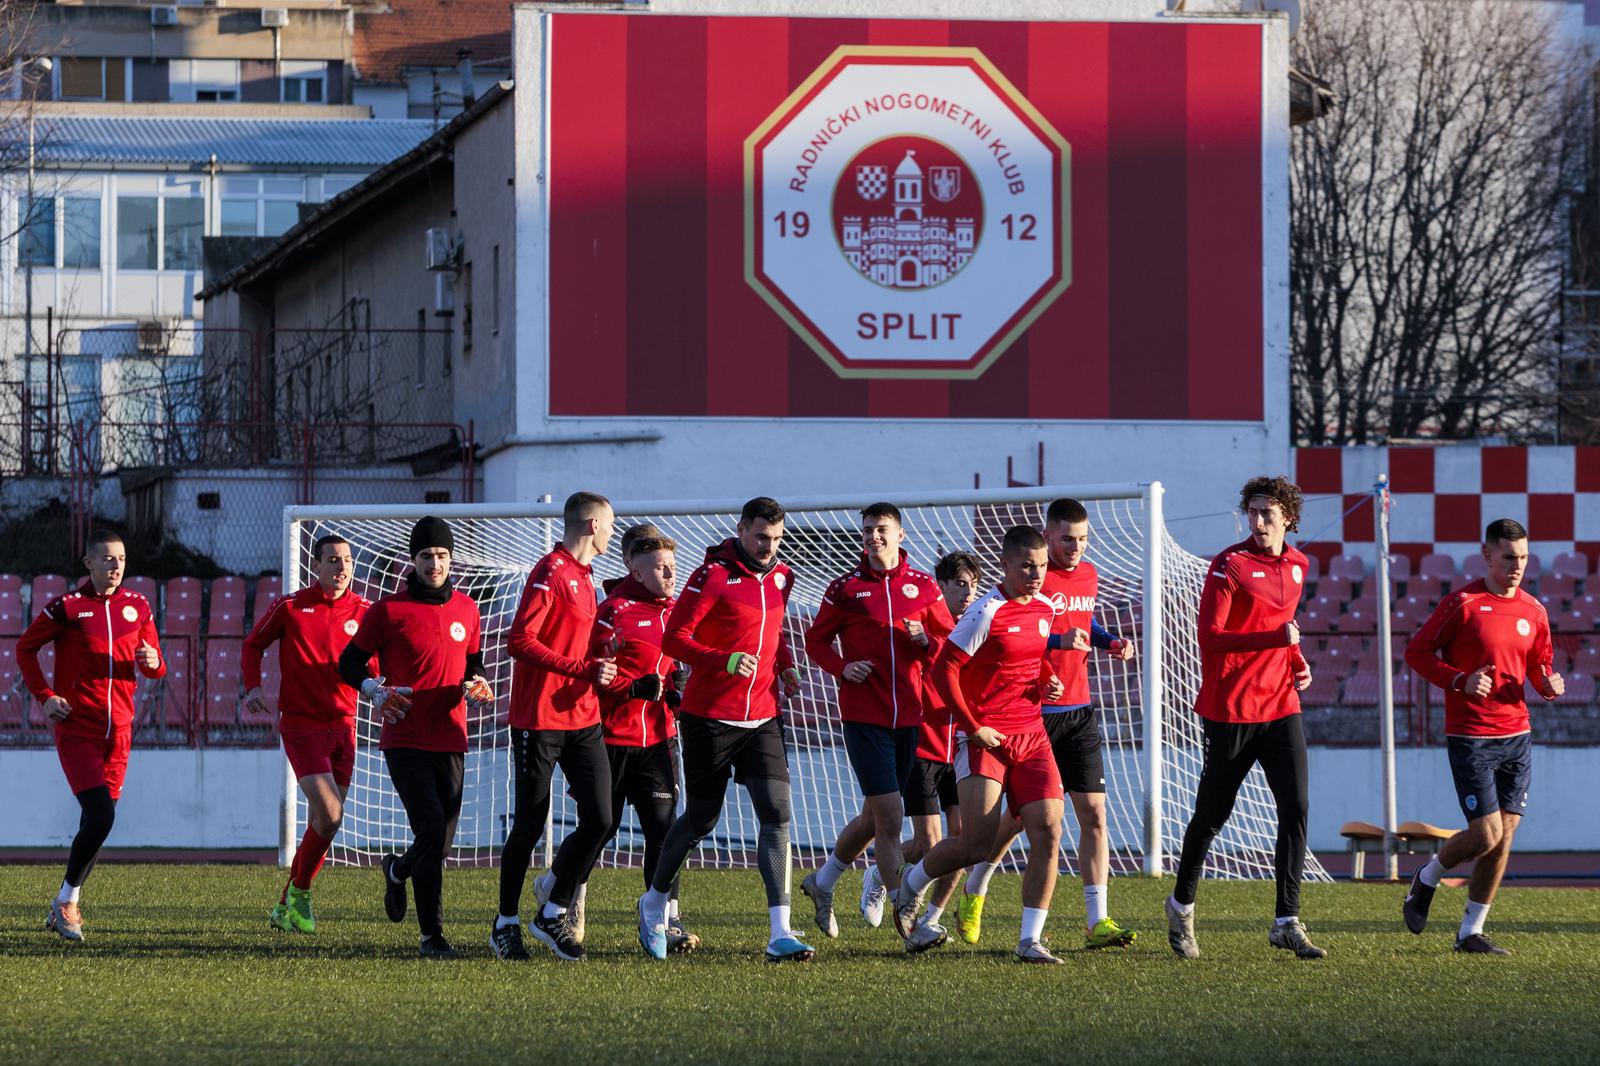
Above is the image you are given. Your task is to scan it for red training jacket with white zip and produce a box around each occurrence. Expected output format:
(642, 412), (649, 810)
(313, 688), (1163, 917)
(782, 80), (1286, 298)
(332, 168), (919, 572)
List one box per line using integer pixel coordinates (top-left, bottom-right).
(1193, 540), (1311, 724)
(803, 550), (955, 730)
(240, 584), (371, 727)
(506, 544), (602, 731)
(591, 574), (678, 747)
(16, 580), (166, 739)
(664, 539), (794, 723)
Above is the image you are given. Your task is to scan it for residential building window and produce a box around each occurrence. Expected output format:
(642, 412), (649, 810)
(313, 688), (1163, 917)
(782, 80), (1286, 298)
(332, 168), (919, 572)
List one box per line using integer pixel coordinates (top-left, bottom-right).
(281, 61), (326, 103)
(18, 196), (54, 267)
(59, 57), (127, 102)
(117, 197), (159, 269)
(62, 198), (101, 269)
(220, 199), (257, 236)
(220, 176), (304, 237)
(163, 197), (204, 270)
(176, 59), (239, 103)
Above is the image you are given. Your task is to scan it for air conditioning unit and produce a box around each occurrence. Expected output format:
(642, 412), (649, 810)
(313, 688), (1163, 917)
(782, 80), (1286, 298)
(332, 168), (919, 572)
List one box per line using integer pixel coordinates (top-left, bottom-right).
(433, 273), (455, 316)
(151, 6), (179, 27)
(424, 227), (457, 271)
(136, 321), (169, 355)
(260, 8), (290, 28)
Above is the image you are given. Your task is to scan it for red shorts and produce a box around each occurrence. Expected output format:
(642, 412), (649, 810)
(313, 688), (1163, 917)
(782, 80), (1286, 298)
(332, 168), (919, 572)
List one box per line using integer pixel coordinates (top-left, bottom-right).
(280, 720), (358, 788)
(56, 727), (133, 800)
(954, 728), (1063, 813)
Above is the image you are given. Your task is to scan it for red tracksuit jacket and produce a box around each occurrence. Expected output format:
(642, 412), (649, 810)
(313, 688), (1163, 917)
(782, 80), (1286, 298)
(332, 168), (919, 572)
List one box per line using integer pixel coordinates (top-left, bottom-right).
(17, 581), (165, 739)
(592, 575), (678, 747)
(241, 584), (371, 727)
(1193, 540), (1311, 724)
(803, 551), (955, 730)
(506, 544), (601, 731)
(1404, 580), (1555, 737)
(665, 539), (794, 723)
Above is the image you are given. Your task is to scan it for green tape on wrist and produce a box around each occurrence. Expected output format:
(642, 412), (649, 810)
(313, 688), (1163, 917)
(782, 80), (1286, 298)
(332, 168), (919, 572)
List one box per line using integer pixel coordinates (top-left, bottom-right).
(726, 652), (745, 675)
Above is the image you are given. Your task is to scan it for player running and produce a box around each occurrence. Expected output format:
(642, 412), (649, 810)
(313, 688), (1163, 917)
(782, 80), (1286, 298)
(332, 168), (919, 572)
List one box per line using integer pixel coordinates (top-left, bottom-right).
(585, 532), (698, 953)
(242, 533), (370, 934)
(1401, 518), (1560, 955)
(1166, 476), (1323, 960)
(20, 529), (164, 942)
(338, 516), (493, 959)
(957, 498), (1138, 950)
(496, 491), (618, 963)
(894, 525), (1069, 963)
(799, 503), (955, 941)
(636, 497), (811, 963)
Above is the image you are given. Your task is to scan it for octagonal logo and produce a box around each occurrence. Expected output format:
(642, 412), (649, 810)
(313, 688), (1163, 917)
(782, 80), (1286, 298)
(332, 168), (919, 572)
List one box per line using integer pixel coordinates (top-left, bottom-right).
(746, 47), (1071, 380)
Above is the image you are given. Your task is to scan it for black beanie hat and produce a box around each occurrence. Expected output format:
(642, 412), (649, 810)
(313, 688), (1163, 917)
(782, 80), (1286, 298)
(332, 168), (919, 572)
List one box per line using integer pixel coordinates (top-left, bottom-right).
(409, 515), (455, 558)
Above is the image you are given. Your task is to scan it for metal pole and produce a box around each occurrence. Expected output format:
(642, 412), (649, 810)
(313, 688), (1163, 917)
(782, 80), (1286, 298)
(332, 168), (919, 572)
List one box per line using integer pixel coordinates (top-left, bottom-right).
(1374, 474), (1399, 880)
(279, 512), (300, 869)
(1142, 481), (1166, 876)
(539, 492), (555, 870)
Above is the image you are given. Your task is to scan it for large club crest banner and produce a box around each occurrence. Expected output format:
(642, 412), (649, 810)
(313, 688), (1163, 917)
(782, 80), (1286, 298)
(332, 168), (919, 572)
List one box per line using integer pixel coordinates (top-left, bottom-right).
(546, 14), (1266, 421)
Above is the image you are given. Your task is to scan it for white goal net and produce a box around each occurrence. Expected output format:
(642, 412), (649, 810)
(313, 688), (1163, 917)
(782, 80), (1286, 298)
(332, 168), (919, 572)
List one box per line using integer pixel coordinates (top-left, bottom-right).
(281, 485), (1329, 885)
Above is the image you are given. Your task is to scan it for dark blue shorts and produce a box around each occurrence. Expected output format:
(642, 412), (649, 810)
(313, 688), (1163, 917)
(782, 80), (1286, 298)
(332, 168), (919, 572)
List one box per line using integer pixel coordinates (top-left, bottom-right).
(842, 722), (917, 798)
(1446, 733), (1532, 822)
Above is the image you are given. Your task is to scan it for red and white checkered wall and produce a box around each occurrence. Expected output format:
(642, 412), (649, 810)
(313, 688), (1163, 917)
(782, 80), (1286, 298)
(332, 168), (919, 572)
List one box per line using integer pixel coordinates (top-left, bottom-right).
(1294, 446), (1600, 572)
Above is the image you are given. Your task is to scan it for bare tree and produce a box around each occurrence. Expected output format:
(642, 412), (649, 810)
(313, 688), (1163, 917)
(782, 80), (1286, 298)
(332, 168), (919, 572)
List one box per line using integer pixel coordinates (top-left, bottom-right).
(1290, 0), (1589, 444)
(0, 0), (53, 250)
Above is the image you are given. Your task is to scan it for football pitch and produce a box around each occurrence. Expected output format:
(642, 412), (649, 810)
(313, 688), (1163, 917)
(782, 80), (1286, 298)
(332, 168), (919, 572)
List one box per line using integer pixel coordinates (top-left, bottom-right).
(2, 866), (1596, 1065)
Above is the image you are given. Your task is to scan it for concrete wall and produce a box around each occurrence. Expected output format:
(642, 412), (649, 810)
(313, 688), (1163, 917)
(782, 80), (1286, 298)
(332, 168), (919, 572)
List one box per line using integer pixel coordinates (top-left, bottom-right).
(450, 93), (519, 454)
(501, 2), (1293, 558)
(1, 745), (1594, 853)
(36, 5), (353, 65)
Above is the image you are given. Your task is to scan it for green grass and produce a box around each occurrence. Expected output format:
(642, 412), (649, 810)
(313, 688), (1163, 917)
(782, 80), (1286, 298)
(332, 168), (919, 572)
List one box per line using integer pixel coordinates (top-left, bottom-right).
(2, 866), (1597, 1064)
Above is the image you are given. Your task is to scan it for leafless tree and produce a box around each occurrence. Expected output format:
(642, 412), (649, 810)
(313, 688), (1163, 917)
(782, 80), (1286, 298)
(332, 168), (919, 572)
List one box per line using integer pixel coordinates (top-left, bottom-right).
(0, 0), (55, 250)
(1290, 0), (1589, 444)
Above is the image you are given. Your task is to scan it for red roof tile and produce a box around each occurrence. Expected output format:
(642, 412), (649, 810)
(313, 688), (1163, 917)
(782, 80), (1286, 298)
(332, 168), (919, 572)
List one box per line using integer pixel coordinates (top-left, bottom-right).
(353, 0), (513, 85)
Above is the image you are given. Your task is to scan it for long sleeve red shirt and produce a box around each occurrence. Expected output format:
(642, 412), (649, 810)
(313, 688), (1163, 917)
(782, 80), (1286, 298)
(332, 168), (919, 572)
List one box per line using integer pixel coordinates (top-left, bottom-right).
(591, 575), (678, 747)
(240, 584), (371, 727)
(930, 587), (1055, 737)
(1193, 540), (1310, 724)
(665, 539), (794, 723)
(1404, 579), (1554, 737)
(16, 580), (165, 739)
(803, 551), (955, 730)
(506, 544), (602, 731)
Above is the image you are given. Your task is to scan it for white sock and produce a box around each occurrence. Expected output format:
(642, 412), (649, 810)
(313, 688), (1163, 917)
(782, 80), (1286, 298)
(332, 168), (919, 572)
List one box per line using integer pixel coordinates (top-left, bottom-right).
(1020, 906), (1048, 944)
(666, 897), (679, 922)
(816, 852), (850, 892)
(1419, 855), (1449, 888)
(966, 861), (997, 896)
(57, 880), (79, 905)
(496, 913), (520, 929)
(574, 882), (587, 904)
(1274, 915), (1298, 926)
(904, 861), (932, 895)
(923, 903), (945, 926)
(1084, 883), (1107, 928)
(540, 901), (566, 920)
(1169, 894), (1194, 916)
(642, 887), (669, 926)
(768, 904), (791, 941)
(1459, 900), (1490, 940)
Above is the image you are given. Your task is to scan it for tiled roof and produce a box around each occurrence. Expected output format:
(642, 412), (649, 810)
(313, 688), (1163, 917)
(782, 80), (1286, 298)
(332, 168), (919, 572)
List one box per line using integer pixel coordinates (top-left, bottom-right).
(353, 0), (513, 85)
(32, 116), (435, 166)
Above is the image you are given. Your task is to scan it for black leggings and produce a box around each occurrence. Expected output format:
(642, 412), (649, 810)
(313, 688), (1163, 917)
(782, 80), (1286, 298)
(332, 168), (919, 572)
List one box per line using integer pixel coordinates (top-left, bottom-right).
(65, 786), (116, 888)
(1174, 714), (1310, 918)
(651, 775), (792, 908)
(608, 785), (678, 893)
(499, 726), (614, 915)
(384, 748), (464, 937)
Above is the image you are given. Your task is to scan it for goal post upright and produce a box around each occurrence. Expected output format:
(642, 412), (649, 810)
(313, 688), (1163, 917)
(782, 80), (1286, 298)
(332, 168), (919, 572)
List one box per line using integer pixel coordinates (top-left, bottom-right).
(1141, 480), (1166, 877)
(279, 509), (301, 869)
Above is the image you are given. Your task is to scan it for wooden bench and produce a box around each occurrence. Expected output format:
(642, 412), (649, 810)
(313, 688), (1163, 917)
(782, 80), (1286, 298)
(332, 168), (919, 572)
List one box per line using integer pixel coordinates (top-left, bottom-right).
(1340, 820), (1462, 879)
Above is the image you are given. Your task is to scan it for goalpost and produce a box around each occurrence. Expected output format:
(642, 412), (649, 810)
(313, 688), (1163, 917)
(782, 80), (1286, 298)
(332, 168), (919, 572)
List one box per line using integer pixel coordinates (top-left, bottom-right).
(279, 484), (1330, 885)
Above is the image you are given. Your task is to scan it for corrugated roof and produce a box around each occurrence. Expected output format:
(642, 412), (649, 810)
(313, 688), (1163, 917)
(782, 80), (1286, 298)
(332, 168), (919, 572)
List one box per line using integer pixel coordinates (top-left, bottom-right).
(31, 116), (436, 167)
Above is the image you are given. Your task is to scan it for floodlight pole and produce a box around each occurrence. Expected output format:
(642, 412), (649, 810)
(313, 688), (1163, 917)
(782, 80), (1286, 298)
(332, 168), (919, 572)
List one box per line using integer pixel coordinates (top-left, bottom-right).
(1374, 474), (1399, 880)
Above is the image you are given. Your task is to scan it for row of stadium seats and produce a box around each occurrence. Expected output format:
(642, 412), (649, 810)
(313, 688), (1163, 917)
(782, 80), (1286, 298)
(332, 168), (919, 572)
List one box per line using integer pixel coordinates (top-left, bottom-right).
(1306, 549), (1596, 584)
(0, 574), (286, 638)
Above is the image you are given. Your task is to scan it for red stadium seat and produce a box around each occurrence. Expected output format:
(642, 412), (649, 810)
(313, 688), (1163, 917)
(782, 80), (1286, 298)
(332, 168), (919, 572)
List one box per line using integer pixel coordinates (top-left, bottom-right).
(1556, 610), (1592, 634)
(1339, 596), (1379, 634)
(1407, 574), (1444, 606)
(1420, 553), (1456, 584)
(241, 642), (280, 728)
(1343, 671), (1380, 705)
(1317, 575), (1354, 606)
(1300, 672), (1341, 706)
(251, 576), (283, 626)
(1386, 553), (1413, 583)
(1557, 673), (1595, 706)
(208, 576), (247, 635)
(205, 639), (242, 728)
(29, 574), (69, 618)
(0, 574), (23, 636)
(122, 575), (159, 619)
(1542, 574), (1578, 606)
(1329, 554), (1366, 584)
(0, 636), (23, 727)
(1524, 554), (1542, 581)
(158, 637), (195, 734)
(1301, 553), (1321, 585)
(164, 577), (203, 635)
(1463, 554), (1489, 582)
(1551, 551), (1589, 580)
(1574, 642), (1600, 677)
